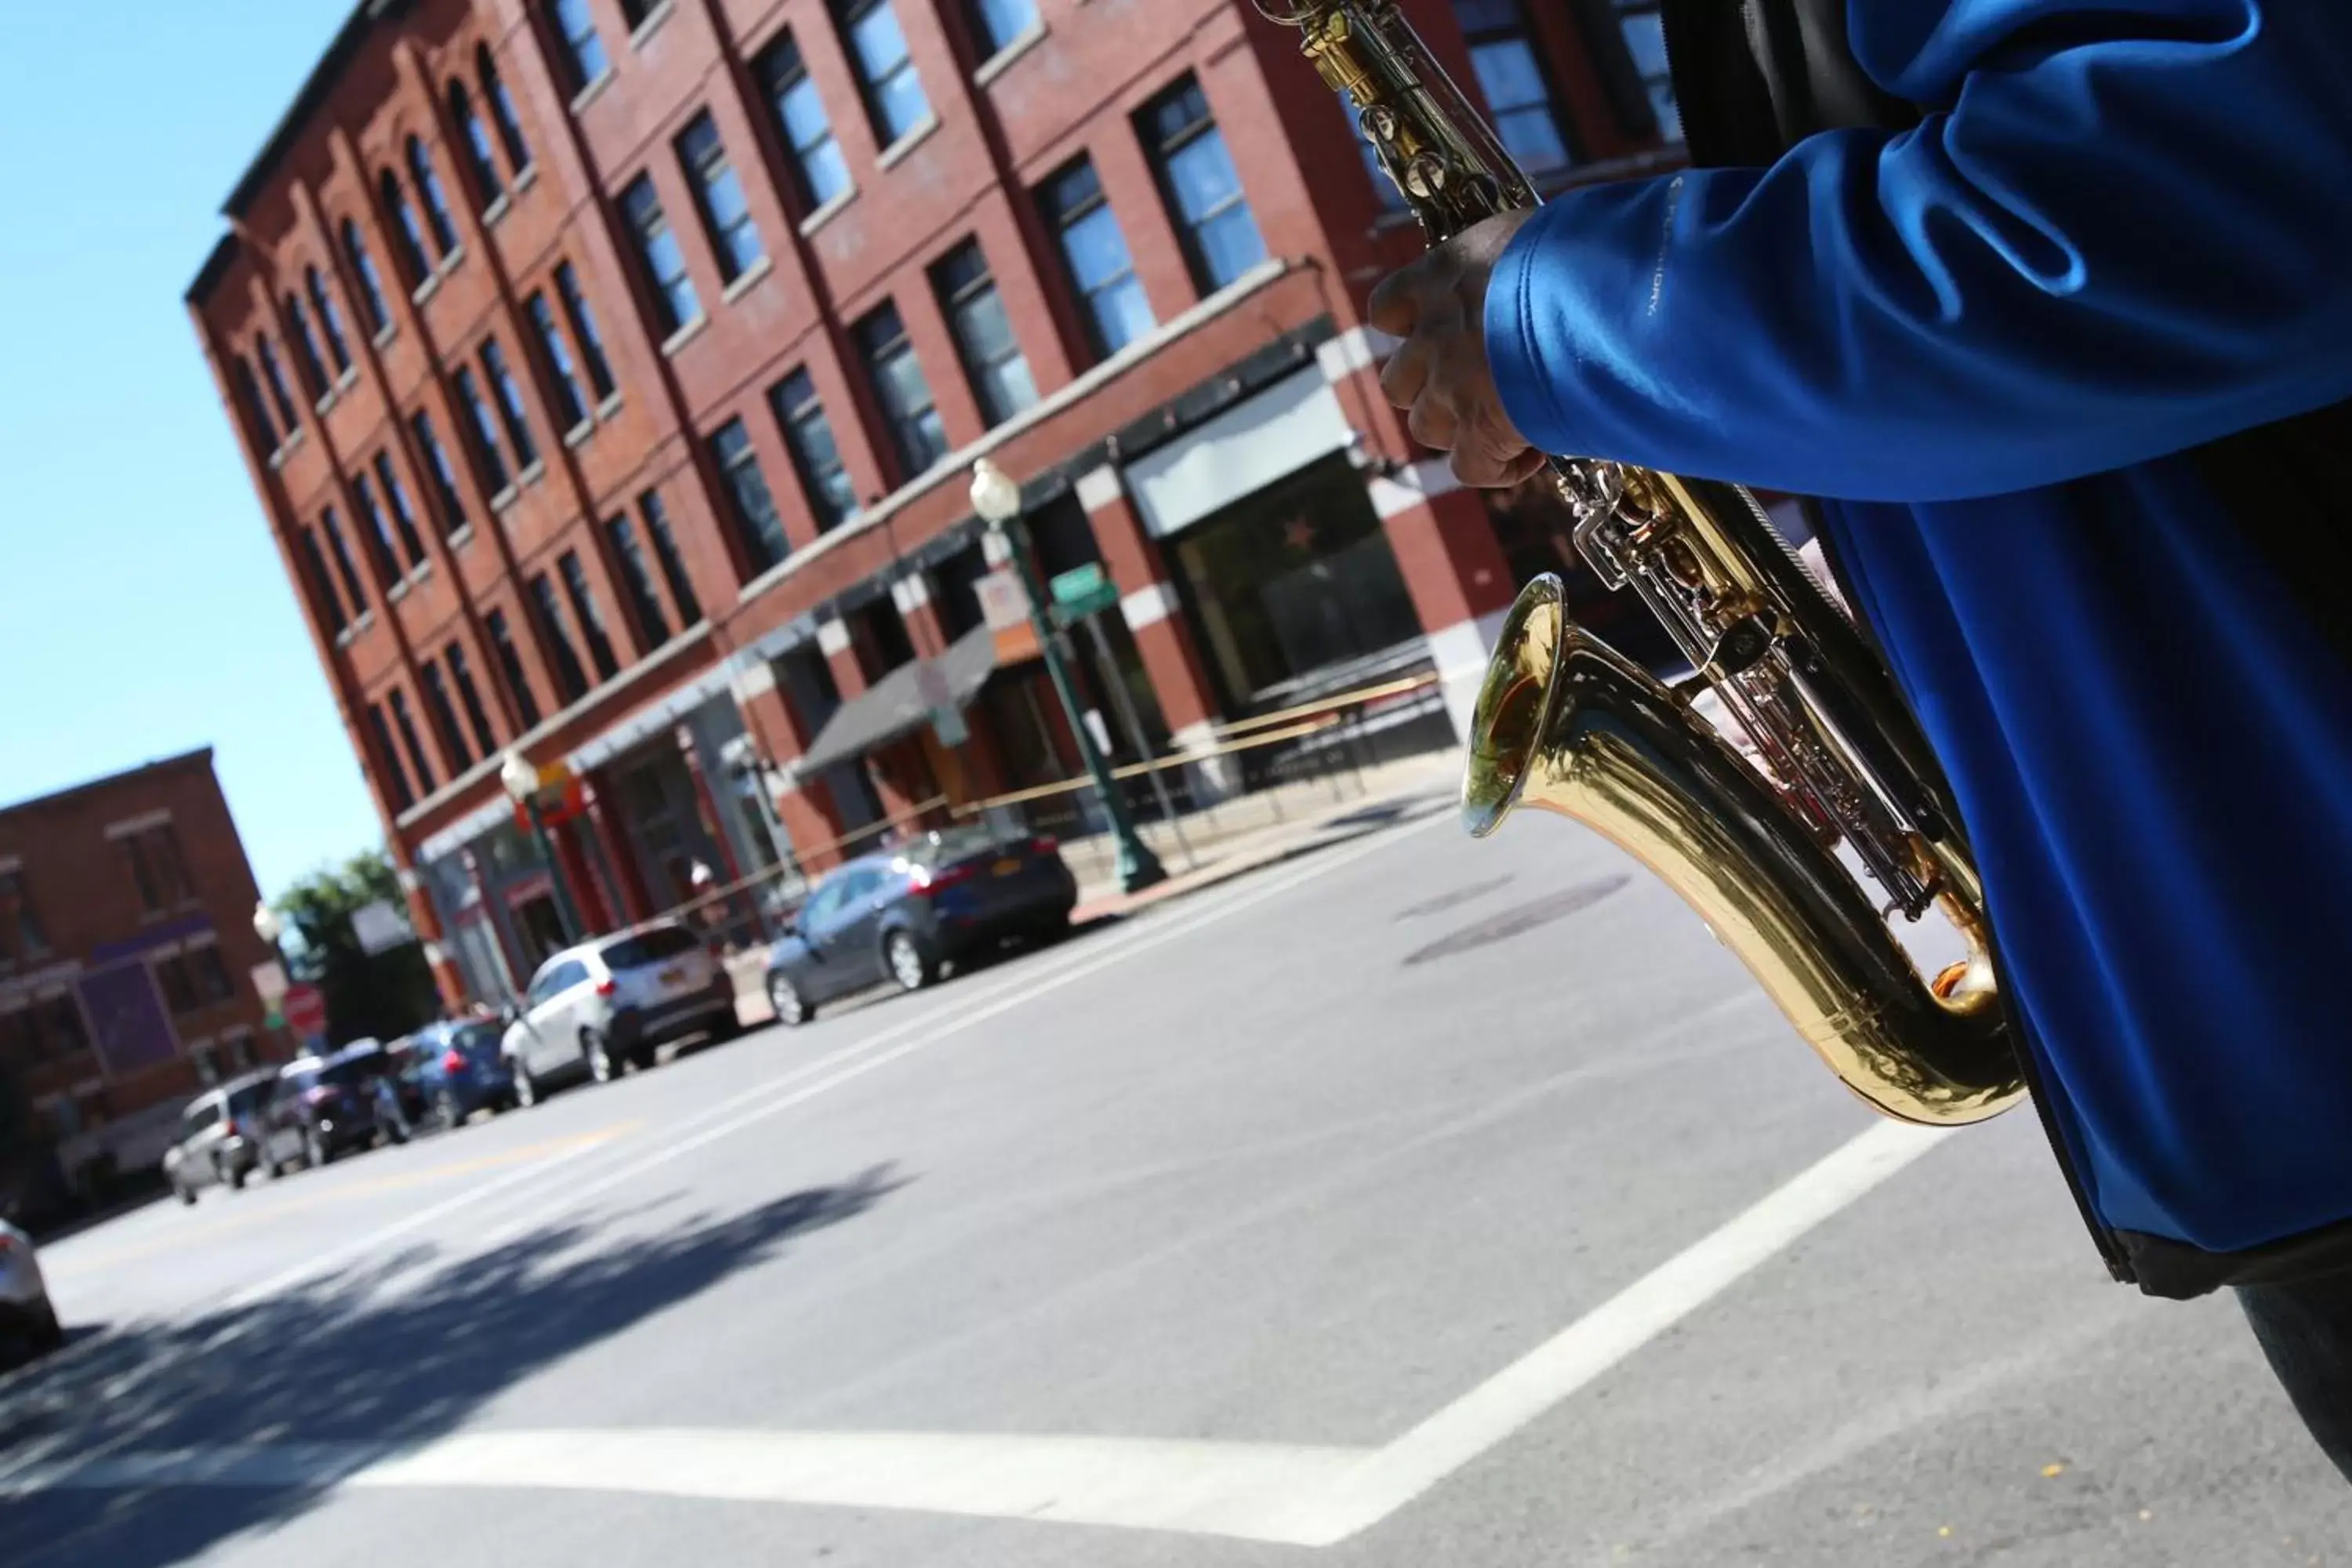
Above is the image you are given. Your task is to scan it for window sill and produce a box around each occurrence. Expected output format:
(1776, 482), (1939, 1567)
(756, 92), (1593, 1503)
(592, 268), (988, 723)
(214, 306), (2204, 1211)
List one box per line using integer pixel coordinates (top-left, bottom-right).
(372, 322), (397, 350)
(482, 191), (513, 228)
(570, 68), (615, 116)
(720, 255), (772, 304)
(388, 579), (412, 604)
(797, 184), (857, 238)
(267, 427), (307, 470)
(659, 314), (710, 358)
(876, 114), (939, 172)
(973, 20), (1047, 86)
(562, 418), (596, 450)
(336, 365), (360, 394)
(515, 162), (539, 194)
(518, 459), (547, 489)
(448, 524), (476, 552)
(409, 560), (434, 585)
(436, 243), (466, 278)
(595, 390), (624, 422)
(491, 483), (521, 512)
(313, 387), (339, 418)
(629, 0), (673, 49)
(411, 272), (441, 306)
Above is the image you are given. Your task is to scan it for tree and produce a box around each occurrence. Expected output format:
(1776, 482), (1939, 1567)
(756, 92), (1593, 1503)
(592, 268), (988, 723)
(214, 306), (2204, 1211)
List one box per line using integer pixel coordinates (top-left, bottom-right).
(274, 849), (439, 1047)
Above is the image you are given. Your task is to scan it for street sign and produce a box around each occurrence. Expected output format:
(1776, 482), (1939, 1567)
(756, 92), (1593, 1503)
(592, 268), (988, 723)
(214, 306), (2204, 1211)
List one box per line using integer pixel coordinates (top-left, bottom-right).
(249, 960), (289, 1004)
(282, 983), (327, 1040)
(1049, 563), (1120, 624)
(350, 899), (416, 956)
(976, 570), (1029, 632)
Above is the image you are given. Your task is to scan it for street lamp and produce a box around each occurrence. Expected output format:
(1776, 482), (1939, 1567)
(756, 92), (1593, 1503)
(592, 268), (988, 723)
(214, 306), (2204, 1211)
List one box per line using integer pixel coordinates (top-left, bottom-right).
(501, 750), (584, 945)
(252, 902), (284, 949)
(970, 459), (1167, 894)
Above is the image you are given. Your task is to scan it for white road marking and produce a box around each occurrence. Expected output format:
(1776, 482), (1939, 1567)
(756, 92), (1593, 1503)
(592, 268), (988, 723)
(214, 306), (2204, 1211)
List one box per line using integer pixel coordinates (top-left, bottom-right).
(1, 1119), (1953, 1546)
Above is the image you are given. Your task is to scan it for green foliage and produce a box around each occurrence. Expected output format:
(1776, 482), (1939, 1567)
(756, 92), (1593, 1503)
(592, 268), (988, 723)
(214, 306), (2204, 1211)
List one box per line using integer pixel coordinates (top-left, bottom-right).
(273, 848), (438, 1047)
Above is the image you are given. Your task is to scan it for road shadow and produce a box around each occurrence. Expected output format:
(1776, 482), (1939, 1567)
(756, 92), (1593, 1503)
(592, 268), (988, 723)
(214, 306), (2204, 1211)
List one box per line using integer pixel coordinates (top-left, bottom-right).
(0, 1162), (910, 1568)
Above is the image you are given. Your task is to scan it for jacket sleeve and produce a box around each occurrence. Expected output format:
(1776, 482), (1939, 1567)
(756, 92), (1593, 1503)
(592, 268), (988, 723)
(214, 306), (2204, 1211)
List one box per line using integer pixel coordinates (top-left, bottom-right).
(1484, 0), (2352, 503)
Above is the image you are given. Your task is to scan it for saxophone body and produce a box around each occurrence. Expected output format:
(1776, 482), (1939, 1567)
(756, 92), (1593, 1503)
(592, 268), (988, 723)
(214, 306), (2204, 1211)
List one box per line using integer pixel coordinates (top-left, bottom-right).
(1259, 0), (2024, 1126)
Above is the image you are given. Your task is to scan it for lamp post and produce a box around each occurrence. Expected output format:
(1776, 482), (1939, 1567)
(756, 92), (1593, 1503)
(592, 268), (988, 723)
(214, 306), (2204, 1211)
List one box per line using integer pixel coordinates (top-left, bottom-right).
(501, 750), (583, 946)
(970, 459), (1166, 894)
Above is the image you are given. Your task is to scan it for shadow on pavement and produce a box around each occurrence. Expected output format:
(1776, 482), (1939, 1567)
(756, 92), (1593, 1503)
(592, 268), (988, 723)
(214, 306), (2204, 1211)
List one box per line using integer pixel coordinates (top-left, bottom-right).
(0, 1163), (910, 1568)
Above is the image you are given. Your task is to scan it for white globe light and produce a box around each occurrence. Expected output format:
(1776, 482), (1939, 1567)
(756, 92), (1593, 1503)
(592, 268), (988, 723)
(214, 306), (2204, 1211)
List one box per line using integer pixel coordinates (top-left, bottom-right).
(969, 459), (1021, 524)
(499, 750), (540, 803)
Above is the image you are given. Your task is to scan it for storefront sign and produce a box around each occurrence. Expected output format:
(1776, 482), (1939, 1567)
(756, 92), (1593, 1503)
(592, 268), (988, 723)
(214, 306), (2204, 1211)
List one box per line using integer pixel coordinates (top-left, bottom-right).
(1124, 367), (1356, 539)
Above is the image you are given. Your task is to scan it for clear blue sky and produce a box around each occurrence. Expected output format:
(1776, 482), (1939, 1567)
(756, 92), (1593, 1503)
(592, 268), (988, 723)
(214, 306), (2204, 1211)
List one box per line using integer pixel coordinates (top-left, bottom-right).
(0, 3), (379, 902)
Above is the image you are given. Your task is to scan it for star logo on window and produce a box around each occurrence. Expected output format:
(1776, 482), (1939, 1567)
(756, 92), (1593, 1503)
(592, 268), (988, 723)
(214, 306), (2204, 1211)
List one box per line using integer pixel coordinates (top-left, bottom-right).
(1282, 515), (1317, 555)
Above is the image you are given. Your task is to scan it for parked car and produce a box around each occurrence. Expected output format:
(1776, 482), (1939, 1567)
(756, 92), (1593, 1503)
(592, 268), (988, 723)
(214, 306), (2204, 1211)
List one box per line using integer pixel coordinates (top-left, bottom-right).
(260, 1044), (390, 1170)
(762, 826), (1076, 1025)
(404, 1018), (516, 1131)
(501, 920), (740, 1105)
(162, 1070), (281, 1202)
(0, 1220), (61, 1367)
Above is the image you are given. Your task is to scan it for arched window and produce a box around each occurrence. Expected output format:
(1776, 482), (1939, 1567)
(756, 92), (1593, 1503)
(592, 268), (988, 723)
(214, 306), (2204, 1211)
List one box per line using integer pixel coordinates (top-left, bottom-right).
(230, 354), (278, 451)
(479, 45), (532, 172)
(282, 293), (329, 396)
(255, 332), (300, 429)
(341, 219), (394, 331)
(305, 267), (353, 373)
(406, 136), (460, 256)
(379, 169), (430, 284)
(448, 79), (504, 205)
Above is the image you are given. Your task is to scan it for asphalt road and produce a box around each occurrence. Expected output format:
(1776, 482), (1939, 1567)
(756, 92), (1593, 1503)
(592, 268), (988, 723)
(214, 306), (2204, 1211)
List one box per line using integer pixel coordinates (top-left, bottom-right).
(4, 786), (2348, 1567)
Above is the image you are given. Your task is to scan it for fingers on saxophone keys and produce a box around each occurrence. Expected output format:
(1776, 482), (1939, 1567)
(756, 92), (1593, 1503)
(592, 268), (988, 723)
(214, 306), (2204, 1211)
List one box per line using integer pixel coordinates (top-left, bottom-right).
(1380, 333), (1431, 412)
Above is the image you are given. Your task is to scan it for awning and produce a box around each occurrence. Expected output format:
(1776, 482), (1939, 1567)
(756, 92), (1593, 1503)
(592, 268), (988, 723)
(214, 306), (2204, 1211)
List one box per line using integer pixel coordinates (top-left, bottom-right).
(792, 622), (1009, 779)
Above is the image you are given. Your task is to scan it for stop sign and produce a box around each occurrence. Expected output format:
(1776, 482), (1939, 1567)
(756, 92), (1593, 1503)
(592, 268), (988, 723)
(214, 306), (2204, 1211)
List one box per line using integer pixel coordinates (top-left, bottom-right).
(281, 983), (327, 1040)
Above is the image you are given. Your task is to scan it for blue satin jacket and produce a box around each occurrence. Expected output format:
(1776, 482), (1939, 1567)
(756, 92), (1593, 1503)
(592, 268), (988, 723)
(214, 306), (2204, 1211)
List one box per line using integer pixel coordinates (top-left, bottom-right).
(1485, 0), (2352, 1263)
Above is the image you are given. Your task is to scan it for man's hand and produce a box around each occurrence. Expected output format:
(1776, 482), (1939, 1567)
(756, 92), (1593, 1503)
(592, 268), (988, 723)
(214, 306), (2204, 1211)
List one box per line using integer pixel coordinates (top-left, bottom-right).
(1367, 209), (1545, 488)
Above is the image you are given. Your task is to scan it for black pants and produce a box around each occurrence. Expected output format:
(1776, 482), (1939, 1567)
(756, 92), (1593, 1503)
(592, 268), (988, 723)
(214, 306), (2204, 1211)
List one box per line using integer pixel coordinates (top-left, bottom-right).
(2239, 1276), (2352, 1481)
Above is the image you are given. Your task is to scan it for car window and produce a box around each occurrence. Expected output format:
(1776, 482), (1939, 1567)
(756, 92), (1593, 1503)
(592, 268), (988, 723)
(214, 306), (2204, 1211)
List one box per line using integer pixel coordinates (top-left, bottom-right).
(226, 1083), (272, 1116)
(600, 926), (701, 971)
(451, 1022), (502, 1054)
(904, 826), (1012, 866)
(798, 879), (848, 932)
(535, 959), (588, 1001)
(181, 1100), (220, 1136)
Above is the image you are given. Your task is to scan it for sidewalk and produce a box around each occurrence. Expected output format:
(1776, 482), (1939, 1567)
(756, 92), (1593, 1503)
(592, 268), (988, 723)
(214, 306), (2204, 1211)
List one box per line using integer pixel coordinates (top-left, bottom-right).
(723, 747), (1466, 1024)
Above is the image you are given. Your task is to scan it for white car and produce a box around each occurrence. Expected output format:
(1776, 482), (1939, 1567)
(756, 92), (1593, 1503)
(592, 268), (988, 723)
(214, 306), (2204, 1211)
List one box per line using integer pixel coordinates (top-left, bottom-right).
(0, 1219), (61, 1366)
(500, 921), (742, 1105)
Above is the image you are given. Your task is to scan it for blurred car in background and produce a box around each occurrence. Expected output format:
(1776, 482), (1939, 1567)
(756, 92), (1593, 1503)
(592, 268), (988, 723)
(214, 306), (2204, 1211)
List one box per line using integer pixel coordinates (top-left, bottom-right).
(162, 1070), (282, 1202)
(501, 920), (741, 1105)
(258, 1044), (390, 1169)
(403, 1018), (517, 1131)
(0, 1220), (61, 1367)
(762, 826), (1076, 1025)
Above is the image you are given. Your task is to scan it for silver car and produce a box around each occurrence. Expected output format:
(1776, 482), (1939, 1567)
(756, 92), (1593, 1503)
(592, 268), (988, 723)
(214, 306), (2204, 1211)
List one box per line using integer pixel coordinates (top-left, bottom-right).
(1, 1219), (61, 1365)
(500, 921), (741, 1105)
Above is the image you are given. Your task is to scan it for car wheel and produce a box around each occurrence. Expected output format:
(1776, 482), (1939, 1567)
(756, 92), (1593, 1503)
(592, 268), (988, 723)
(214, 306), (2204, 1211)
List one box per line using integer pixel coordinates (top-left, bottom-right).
(885, 930), (935, 993)
(306, 1129), (332, 1170)
(584, 1028), (617, 1084)
(29, 1303), (63, 1353)
(437, 1091), (463, 1134)
(255, 1150), (276, 1183)
(223, 1156), (247, 1192)
(767, 973), (810, 1026)
(173, 1176), (197, 1207)
(510, 1058), (539, 1108)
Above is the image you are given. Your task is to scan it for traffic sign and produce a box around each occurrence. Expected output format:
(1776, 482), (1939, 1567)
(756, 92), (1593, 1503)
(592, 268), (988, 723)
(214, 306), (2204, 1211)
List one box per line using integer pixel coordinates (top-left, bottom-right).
(282, 983), (327, 1039)
(1049, 563), (1120, 623)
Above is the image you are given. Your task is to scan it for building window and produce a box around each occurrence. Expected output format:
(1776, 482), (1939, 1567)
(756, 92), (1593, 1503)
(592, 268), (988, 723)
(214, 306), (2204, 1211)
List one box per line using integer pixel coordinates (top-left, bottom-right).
(554, 262), (616, 401)
(155, 954), (200, 1015)
(480, 45), (533, 172)
(196, 945), (236, 1004)
(420, 661), (475, 771)
(755, 33), (851, 211)
(839, 0), (930, 146)
(1450, 0), (1573, 176)
(1140, 76), (1267, 294)
(768, 369), (857, 532)
(369, 703), (415, 809)
(1040, 158), (1155, 358)
(967, 0), (1036, 55)
(380, 169), (430, 285)
(123, 822), (194, 915)
(558, 551), (623, 677)
(407, 136), (462, 257)
(321, 506), (371, 612)
(451, 79), (506, 206)
(855, 303), (949, 477)
(605, 515), (672, 645)
(637, 491), (703, 623)
(932, 240), (1036, 428)
(373, 452), (429, 568)
(677, 112), (764, 284)
(621, 174), (701, 335)
(231, 356), (278, 452)
(529, 575), (593, 702)
(342, 220), (393, 332)
(452, 365), (513, 495)
(350, 474), (404, 583)
(485, 608), (543, 727)
(256, 334), (300, 430)
(0, 869), (50, 970)
(410, 410), (468, 533)
(284, 296), (330, 397)
(307, 267), (354, 374)
(525, 293), (590, 432)
(447, 642), (500, 754)
(389, 687), (440, 791)
(481, 339), (540, 471)
(551, 0), (611, 93)
(1607, 2), (1682, 142)
(709, 418), (791, 572)
(299, 525), (348, 634)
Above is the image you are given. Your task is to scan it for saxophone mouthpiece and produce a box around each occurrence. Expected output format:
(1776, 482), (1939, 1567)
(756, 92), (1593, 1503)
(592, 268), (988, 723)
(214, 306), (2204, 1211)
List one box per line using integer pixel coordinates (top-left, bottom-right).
(1462, 575), (1568, 840)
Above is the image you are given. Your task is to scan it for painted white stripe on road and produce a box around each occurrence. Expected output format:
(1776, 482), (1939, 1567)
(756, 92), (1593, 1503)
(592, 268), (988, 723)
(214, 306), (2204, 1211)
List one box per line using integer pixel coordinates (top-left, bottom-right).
(2, 1120), (1952, 1547)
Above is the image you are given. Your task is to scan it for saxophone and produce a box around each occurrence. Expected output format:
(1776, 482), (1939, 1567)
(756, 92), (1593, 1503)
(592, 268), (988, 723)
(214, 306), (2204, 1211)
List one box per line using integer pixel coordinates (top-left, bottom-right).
(1259, 0), (2024, 1126)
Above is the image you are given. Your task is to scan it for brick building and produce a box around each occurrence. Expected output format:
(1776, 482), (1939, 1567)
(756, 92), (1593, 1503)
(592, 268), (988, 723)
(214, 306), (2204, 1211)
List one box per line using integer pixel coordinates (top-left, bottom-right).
(0, 750), (281, 1192)
(187, 0), (1682, 1008)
